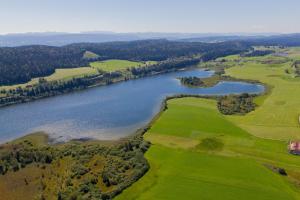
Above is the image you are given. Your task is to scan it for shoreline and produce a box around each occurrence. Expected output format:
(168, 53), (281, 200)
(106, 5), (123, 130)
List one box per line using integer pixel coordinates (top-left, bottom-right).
(0, 60), (268, 145)
(0, 70), (271, 198)
(1, 80), (267, 146)
(0, 65), (201, 109)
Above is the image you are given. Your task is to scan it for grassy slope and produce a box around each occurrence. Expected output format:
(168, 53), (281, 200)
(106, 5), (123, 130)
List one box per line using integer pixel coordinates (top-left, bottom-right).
(226, 60), (300, 140)
(83, 51), (99, 59)
(90, 60), (156, 72)
(0, 59), (156, 90)
(117, 98), (300, 200)
(0, 59), (155, 90)
(286, 47), (300, 60)
(118, 146), (298, 200)
(0, 67), (97, 90)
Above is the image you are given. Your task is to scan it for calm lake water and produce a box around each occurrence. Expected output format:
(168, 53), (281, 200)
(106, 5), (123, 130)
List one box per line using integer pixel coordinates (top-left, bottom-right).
(0, 69), (264, 143)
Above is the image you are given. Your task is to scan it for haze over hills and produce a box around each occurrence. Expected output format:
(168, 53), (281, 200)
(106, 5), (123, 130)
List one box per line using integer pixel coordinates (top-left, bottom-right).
(0, 32), (295, 47)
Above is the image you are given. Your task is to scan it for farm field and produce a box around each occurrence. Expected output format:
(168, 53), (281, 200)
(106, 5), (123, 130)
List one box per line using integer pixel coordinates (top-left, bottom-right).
(0, 67), (98, 90)
(90, 59), (156, 72)
(285, 47), (300, 60)
(117, 98), (300, 200)
(117, 49), (300, 200)
(44, 67), (98, 81)
(225, 55), (300, 140)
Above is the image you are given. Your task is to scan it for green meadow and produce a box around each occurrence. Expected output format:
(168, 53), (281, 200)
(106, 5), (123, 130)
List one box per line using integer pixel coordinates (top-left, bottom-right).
(117, 98), (300, 200)
(286, 47), (300, 60)
(0, 67), (97, 90)
(83, 51), (100, 59)
(46, 67), (97, 80)
(117, 49), (300, 200)
(90, 59), (156, 72)
(0, 59), (156, 90)
(225, 57), (300, 140)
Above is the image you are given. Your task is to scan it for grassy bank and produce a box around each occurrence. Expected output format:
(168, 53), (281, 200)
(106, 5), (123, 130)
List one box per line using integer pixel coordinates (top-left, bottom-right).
(117, 48), (300, 199)
(225, 58), (300, 140)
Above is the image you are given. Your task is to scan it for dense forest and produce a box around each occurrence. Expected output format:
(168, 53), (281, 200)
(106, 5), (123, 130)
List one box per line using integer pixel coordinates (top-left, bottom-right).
(0, 40), (251, 85)
(0, 46), (87, 85)
(68, 40), (250, 61)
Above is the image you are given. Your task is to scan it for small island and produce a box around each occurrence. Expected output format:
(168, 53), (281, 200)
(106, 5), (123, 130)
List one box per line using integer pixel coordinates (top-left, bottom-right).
(179, 76), (205, 87)
(179, 75), (241, 88)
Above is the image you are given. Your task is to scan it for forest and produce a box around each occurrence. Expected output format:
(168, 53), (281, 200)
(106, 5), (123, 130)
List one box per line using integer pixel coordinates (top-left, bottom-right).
(0, 40), (251, 85)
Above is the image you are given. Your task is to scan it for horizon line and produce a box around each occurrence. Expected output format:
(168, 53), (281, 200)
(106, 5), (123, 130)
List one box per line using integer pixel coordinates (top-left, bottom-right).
(0, 31), (298, 36)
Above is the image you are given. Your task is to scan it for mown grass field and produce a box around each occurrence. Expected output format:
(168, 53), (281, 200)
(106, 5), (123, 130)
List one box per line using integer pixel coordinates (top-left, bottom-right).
(117, 49), (300, 200)
(117, 98), (300, 200)
(90, 59), (156, 72)
(285, 47), (300, 60)
(83, 51), (99, 59)
(0, 67), (98, 90)
(225, 56), (300, 140)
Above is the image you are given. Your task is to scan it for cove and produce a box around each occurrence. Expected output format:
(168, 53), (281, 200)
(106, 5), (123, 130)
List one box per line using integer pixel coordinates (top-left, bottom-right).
(0, 69), (264, 143)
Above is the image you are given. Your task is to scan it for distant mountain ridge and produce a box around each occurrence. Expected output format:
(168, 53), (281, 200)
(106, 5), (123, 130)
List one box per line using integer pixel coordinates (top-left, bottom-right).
(0, 32), (287, 47)
(0, 33), (140, 47)
(182, 33), (300, 46)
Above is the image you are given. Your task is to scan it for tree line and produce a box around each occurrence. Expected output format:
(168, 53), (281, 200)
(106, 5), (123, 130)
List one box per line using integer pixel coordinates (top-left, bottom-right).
(0, 40), (250, 85)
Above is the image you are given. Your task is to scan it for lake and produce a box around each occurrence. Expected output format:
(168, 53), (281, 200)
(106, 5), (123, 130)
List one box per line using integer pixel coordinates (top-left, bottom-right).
(0, 69), (264, 143)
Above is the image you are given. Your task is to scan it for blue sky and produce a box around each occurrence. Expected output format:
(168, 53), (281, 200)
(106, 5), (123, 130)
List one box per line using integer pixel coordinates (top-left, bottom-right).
(0, 0), (299, 34)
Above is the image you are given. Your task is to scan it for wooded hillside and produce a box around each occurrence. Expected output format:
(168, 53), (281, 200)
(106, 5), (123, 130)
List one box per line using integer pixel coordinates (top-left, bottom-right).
(0, 40), (250, 85)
